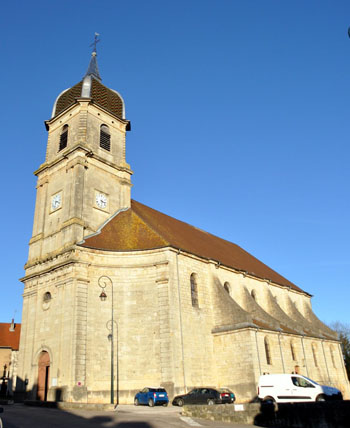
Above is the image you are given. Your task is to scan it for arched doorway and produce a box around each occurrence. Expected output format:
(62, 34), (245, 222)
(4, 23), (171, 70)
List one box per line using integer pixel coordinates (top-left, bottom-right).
(37, 351), (50, 401)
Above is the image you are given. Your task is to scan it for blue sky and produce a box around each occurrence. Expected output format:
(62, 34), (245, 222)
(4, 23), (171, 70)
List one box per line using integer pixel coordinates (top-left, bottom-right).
(1, 0), (349, 326)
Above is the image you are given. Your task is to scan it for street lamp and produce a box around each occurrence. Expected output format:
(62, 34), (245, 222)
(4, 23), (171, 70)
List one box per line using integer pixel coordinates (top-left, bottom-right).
(98, 275), (117, 405)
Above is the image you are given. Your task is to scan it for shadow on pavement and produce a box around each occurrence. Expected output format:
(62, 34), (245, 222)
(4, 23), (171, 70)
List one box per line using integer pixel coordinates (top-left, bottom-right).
(2, 404), (155, 428)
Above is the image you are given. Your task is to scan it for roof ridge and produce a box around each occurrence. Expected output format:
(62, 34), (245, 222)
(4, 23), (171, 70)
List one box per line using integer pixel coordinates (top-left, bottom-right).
(131, 200), (297, 283)
(132, 199), (251, 249)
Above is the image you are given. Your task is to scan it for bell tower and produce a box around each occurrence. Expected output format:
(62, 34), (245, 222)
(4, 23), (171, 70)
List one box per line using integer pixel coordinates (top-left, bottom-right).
(26, 48), (132, 268)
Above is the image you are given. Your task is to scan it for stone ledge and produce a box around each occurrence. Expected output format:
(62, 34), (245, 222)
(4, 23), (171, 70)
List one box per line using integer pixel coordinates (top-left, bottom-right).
(182, 401), (350, 428)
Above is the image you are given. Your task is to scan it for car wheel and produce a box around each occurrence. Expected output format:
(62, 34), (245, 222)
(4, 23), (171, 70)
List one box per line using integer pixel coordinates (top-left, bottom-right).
(148, 398), (154, 407)
(263, 396), (275, 403)
(207, 399), (215, 405)
(134, 398), (139, 406)
(316, 395), (326, 402)
(163, 402), (168, 407)
(177, 398), (184, 407)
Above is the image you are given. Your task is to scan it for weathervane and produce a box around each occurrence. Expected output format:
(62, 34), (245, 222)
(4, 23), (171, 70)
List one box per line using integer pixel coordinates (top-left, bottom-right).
(90, 32), (100, 54)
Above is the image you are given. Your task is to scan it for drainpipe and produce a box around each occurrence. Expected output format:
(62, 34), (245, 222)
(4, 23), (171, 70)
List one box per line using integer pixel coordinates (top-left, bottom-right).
(321, 340), (331, 384)
(301, 335), (309, 377)
(176, 249), (187, 392)
(278, 332), (285, 373)
(255, 329), (262, 375)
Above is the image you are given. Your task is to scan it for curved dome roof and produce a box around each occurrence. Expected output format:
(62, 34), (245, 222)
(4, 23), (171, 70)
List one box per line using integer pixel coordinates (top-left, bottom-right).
(53, 79), (125, 119)
(52, 52), (125, 120)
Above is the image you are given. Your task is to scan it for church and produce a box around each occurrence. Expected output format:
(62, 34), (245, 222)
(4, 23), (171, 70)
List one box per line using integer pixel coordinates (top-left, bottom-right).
(16, 46), (350, 404)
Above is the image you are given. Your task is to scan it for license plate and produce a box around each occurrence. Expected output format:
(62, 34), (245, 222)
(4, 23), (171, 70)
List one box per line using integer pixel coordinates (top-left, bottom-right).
(159, 394), (164, 397)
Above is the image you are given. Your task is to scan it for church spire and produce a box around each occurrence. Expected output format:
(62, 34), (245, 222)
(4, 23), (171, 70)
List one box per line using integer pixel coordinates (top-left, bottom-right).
(81, 33), (101, 98)
(85, 52), (101, 82)
(84, 33), (101, 82)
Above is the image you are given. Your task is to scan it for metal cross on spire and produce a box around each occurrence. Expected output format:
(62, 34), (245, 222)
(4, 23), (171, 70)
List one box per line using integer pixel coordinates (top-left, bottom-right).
(90, 32), (100, 53)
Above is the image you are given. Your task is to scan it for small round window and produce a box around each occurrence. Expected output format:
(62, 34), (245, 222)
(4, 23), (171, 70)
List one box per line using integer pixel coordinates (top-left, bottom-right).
(42, 292), (52, 310)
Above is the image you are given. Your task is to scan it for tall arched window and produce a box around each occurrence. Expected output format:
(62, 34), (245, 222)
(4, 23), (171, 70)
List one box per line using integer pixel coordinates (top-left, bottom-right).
(264, 337), (272, 365)
(290, 341), (296, 361)
(330, 346), (336, 368)
(312, 343), (318, 367)
(190, 273), (199, 308)
(223, 282), (230, 295)
(100, 124), (111, 151)
(59, 125), (68, 151)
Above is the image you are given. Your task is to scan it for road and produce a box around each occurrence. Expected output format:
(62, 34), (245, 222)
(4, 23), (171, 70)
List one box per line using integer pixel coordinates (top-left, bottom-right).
(1, 404), (261, 428)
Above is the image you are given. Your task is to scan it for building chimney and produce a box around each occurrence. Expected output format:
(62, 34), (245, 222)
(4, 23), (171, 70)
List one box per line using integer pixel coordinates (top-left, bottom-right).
(9, 318), (15, 332)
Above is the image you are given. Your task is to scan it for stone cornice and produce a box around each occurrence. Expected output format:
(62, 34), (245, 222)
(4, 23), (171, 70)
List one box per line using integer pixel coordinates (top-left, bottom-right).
(45, 97), (130, 131)
(21, 257), (77, 282)
(34, 143), (132, 177)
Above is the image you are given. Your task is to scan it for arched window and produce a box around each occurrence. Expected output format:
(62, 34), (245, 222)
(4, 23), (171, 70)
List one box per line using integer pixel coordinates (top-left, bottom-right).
(190, 273), (199, 308)
(251, 290), (257, 302)
(330, 346), (336, 368)
(100, 124), (111, 151)
(312, 343), (318, 367)
(290, 341), (296, 361)
(264, 337), (272, 365)
(59, 125), (68, 151)
(223, 282), (230, 295)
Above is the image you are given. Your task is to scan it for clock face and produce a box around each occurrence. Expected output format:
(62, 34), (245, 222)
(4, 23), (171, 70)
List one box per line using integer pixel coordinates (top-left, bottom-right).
(96, 192), (107, 209)
(51, 193), (62, 211)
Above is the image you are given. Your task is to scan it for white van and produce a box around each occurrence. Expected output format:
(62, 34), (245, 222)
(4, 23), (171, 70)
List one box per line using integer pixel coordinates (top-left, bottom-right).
(258, 374), (342, 403)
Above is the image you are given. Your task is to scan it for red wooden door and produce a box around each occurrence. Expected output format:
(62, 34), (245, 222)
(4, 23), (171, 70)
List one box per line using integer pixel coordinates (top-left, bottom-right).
(37, 351), (50, 401)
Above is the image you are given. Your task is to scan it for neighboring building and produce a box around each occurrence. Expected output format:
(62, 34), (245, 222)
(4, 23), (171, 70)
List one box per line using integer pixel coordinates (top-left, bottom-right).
(16, 49), (350, 404)
(0, 320), (21, 397)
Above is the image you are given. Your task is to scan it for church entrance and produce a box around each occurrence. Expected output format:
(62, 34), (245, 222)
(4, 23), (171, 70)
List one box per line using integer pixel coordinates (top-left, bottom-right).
(37, 351), (50, 401)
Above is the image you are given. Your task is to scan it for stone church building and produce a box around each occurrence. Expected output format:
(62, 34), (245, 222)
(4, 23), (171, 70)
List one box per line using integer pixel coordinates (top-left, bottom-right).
(17, 50), (350, 404)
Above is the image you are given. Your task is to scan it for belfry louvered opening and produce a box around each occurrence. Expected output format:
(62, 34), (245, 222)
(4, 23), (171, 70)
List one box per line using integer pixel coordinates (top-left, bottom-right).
(59, 125), (68, 152)
(100, 125), (111, 151)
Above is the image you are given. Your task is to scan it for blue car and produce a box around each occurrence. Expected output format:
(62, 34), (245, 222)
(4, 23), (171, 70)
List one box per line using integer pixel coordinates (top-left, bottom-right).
(134, 387), (169, 407)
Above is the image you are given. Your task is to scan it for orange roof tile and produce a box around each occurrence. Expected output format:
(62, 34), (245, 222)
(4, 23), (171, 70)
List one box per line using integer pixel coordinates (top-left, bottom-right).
(0, 323), (21, 350)
(80, 200), (305, 293)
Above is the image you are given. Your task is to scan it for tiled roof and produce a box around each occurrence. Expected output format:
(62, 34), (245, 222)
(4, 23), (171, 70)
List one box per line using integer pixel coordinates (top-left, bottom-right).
(54, 79), (123, 119)
(54, 81), (83, 117)
(0, 323), (21, 350)
(90, 79), (123, 118)
(81, 200), (304, 293)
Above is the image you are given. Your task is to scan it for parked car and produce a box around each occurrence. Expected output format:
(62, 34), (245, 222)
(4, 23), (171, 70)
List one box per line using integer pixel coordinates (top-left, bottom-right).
(134, 387), (169, 407)
(217, 387), (236, 403)
(258, 374), (343, 403)
(172, 388), (223, 406)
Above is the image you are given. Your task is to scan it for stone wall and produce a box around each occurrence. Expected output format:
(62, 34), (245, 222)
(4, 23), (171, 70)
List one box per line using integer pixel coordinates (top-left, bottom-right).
(183, 401), (350, 428)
